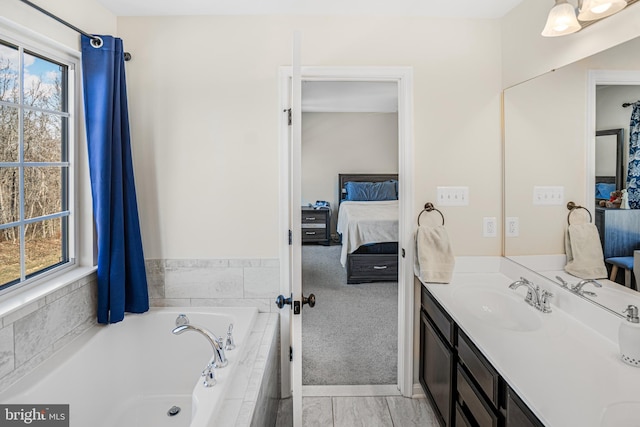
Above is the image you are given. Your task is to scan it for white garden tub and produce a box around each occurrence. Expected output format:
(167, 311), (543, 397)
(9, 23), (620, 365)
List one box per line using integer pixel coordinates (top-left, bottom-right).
(0, 307), (258, 427)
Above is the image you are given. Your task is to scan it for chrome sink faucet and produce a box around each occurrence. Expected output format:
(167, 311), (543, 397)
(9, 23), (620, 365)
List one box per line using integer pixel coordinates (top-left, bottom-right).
(570, 279), (601, 297)
(172, 322), (228, 369)
(508, 277), (553, 313)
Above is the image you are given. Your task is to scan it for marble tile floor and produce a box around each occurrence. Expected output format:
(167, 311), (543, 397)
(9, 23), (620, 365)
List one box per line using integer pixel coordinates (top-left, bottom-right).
(275, 395), (439, 427)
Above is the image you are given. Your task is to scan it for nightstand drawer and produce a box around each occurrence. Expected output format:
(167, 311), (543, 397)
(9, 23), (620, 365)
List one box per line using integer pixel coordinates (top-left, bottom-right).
(302, 212), (328, 225)
(302, 229), (327, 241)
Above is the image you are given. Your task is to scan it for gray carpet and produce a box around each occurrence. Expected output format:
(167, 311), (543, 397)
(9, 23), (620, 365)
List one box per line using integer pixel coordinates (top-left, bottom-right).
(302, 244), (398, 385)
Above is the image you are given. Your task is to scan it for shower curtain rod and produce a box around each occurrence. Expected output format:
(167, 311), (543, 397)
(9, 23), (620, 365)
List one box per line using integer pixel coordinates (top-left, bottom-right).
(18, 0), (132, 61)
(623, 101), (640, 108)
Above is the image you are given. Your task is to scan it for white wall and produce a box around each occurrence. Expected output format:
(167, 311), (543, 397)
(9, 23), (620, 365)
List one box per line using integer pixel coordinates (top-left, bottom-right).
(301, 112), (398, 235)
(502, 0), (640, 88)
(118, 16), (504, 259)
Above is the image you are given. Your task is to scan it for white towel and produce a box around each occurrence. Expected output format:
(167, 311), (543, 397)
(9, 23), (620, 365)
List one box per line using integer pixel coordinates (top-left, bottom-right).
(414, 225), (455, 284)
(564, 223), (607, 279)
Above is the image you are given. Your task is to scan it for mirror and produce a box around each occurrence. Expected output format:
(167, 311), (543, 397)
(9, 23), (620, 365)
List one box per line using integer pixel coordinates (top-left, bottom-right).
(504, 35), (640, 314)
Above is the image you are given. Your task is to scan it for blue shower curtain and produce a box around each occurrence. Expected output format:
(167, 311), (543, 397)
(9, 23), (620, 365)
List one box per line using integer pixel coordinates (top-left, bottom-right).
(627, 103), (640, 209)
(81, 35), (149, 324)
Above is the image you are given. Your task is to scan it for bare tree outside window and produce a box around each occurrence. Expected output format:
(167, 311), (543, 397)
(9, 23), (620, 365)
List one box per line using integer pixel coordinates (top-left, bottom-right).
(0, 41), (70, 288)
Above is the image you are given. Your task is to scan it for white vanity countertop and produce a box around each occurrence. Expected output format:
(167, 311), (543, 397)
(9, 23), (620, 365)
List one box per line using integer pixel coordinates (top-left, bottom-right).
(420, 264), (640, 427)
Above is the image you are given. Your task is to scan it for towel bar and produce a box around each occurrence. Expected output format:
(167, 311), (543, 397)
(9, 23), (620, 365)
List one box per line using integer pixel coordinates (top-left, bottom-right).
(417, 202), (445, 226)
(567, 201), (592, 225)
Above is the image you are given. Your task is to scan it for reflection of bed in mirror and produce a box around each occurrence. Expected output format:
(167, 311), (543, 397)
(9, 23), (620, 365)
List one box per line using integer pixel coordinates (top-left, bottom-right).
(336, 173), (398, 284)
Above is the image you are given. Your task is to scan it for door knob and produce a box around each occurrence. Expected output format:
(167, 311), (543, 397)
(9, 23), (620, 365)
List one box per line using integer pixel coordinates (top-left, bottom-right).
(302, 293), (316, 308)
(275, 294), (292, 309)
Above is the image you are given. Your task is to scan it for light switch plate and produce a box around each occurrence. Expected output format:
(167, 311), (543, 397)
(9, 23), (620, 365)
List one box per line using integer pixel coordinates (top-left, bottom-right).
(533, 186), (564, 205)
(437, 186), (469, 206)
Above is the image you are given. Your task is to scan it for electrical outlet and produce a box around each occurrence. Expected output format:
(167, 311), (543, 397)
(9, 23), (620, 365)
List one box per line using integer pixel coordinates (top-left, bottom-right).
(437, 186), (469, 206)
(483, 217), (497, 237)
(533, 186), (564, 205)
(506, 217), (519, 237)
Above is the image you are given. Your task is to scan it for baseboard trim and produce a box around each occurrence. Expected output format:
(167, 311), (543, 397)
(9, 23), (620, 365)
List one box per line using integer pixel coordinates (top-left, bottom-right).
(412, 383), (426, 398)
(302, 384), (401, 397)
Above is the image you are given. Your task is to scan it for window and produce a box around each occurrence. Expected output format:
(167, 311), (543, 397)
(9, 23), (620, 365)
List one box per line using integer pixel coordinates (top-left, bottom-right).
(0, 36), (76, 291)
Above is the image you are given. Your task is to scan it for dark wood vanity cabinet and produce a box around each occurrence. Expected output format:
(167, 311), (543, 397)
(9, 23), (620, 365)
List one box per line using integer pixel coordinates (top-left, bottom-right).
(419, 280), (545, 427)
(420, 287), (455, 426)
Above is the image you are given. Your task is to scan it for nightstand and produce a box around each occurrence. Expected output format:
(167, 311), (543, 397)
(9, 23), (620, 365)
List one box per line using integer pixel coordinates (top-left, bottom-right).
(301, 206), (331, 245)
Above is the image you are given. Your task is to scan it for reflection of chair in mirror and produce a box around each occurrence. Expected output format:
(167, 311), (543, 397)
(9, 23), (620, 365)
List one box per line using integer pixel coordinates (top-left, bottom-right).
(606, 256), (635, 290)
(635, 251), (640, 290)
(594, 207), (640, 291)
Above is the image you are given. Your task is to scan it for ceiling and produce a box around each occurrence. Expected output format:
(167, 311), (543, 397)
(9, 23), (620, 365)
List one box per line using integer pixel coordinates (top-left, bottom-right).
(96, 0), (525, 18)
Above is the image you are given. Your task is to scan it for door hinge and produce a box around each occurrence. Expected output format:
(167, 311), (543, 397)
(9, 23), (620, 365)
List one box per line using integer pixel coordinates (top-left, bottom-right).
(290, 346), (293, 362)
(285, 108), (292, 126)
(288, 229), (292, 245)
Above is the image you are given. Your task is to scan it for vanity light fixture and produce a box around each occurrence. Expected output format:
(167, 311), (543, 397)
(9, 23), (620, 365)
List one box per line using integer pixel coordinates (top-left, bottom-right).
(578, 0), (627, 20)
(542, 0), (632, 37)
(541, 0), (581, 37)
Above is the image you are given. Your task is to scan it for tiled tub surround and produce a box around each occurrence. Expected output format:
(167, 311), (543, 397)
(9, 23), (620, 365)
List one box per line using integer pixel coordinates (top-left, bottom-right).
(0, 273), (98, 394)
(146, 259), (281, 313)
(422, 257), (640, 427)
(0, 306), (280, 427)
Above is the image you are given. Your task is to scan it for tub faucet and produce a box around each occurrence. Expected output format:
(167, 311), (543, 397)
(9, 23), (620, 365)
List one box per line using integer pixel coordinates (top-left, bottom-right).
(570, 279), (601, 296)
(172, 324), (228, 368)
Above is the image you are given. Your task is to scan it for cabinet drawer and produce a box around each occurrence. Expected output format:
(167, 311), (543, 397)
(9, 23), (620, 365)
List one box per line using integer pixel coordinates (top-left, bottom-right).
(457, 366), (500, 427)
(455, 403), (473, 427)
(421, 286), (454, 346)
(457, 331), (500, 408)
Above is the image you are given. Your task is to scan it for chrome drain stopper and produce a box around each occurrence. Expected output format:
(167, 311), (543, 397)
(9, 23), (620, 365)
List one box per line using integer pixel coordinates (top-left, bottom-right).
(167, 406), (181, 416)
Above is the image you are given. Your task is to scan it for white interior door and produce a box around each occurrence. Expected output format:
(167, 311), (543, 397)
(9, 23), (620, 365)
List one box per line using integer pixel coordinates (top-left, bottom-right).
(290, 31), (303, 427)
(277, 31), (304, 427)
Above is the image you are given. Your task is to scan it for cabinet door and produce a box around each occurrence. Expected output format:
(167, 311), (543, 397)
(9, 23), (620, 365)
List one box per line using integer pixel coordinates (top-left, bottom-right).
(420, 311), (453, 426)
(506, 387), (544, 427)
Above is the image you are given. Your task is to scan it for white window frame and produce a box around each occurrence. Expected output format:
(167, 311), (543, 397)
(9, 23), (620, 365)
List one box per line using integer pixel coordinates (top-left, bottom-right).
(0, 18), (94, 305)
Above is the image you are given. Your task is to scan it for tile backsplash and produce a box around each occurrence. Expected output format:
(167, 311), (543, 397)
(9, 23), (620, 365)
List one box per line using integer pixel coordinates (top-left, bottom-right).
(0, 257), (280, 394)
(147, 258), (281, 313)
(0, 273), (98, 394)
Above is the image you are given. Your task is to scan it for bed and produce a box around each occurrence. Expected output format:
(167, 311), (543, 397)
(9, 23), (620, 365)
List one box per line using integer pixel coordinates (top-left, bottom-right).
(336, 173), (399, 284)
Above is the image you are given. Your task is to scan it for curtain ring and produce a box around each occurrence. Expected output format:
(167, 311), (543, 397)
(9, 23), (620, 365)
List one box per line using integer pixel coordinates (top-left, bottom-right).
(90, 36), (103, 49)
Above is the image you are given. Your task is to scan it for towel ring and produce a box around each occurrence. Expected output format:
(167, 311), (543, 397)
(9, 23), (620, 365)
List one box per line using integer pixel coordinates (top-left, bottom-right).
(567, 201), (592, 225)
(417, 202), (445, 226)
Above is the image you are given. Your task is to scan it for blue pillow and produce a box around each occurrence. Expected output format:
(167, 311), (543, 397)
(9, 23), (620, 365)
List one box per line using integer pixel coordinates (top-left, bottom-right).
(344, 180), (397, 201)
(595, 183), (616, 199)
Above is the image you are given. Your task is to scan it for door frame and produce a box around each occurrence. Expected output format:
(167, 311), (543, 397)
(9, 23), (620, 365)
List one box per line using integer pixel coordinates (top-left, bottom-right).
(278, 66), (415, 398)
(586, 70), (640, 214)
